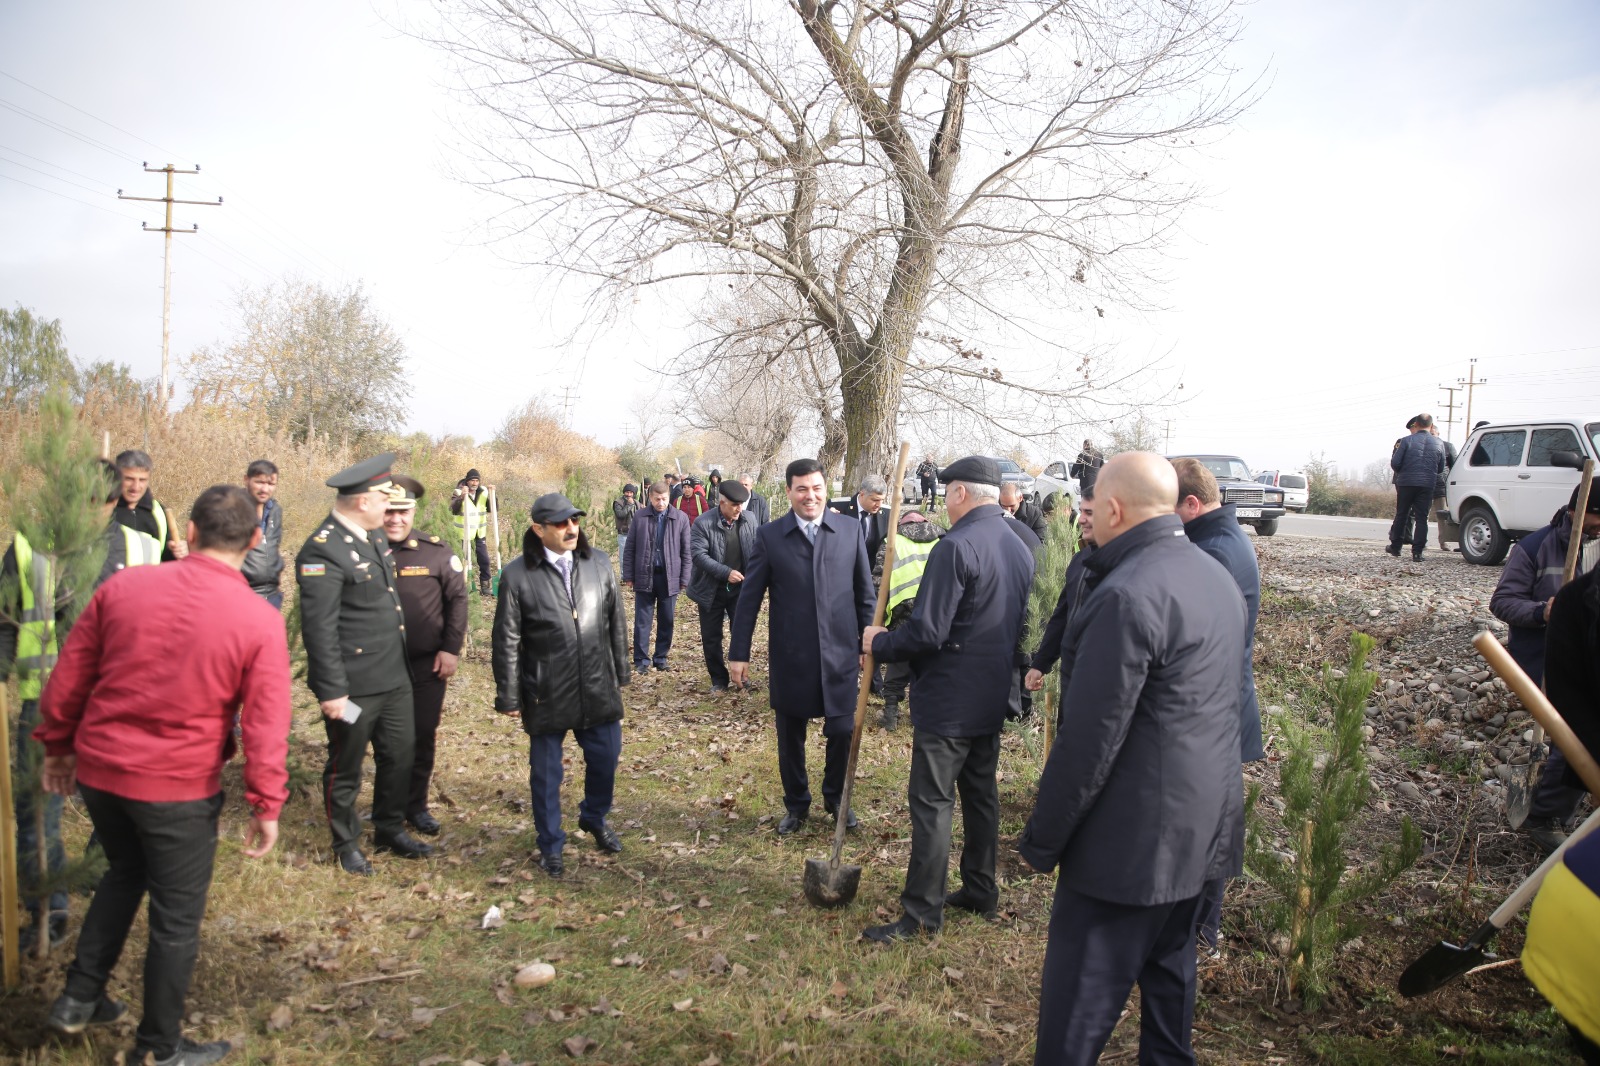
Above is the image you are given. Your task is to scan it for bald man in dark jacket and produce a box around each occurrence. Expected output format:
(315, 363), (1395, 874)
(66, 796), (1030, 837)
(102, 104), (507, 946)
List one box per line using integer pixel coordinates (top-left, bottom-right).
(1021, 453), (1246, 1066)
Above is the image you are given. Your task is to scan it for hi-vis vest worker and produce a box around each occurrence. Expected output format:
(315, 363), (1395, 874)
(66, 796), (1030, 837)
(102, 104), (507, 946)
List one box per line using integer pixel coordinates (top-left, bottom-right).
(886, 538), (936, 616)
(454, 485), (490, 543)
(98, 524), (163, 588)
(12, 533), (58, 701)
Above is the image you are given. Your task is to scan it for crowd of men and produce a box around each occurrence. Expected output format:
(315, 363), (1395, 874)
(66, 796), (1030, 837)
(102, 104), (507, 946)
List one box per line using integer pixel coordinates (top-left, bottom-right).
(6, 436), (1598, 1066)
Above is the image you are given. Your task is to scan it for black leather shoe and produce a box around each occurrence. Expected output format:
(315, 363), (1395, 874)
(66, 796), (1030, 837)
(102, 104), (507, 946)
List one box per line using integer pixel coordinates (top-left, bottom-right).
(578, 817), (623, 853)
(338, 849), (373, 876)
(47, 993), (127, 1035)
(407, 811), (442, 836)
(374, 831), (433, 859)
(945, 889), (998, 921)
(862, 916), (934, 943)
(149, 1038), (233, 1066)
(1384, 544), (1401, 557)
(824, 804), (859, 830)
(538, 852), (564, 879)
(776, 812), (807, 835)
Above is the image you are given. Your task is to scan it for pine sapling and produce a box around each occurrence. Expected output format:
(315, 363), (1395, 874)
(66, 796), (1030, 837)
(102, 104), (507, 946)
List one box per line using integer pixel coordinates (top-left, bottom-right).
(1245, 632), (1422, 1008)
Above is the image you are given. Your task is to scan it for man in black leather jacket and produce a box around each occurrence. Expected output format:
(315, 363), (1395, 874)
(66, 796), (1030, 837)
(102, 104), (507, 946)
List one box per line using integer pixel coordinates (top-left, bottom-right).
(492, 493), (631, 879)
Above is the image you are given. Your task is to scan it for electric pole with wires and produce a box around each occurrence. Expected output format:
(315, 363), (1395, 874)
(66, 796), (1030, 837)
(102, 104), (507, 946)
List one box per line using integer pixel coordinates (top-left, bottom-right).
(118, 164), (220, 409)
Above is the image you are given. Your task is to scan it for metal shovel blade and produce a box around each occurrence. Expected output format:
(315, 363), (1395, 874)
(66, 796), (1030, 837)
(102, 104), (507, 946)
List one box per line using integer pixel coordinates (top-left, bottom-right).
(803, 857), (862, 909)
(1398, 921), (1497, 997)
(1504, 742), (1544, 830)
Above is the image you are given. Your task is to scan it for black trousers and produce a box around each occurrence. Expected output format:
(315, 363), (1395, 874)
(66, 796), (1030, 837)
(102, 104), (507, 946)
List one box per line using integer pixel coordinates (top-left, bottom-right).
(697, 596), (738, 687)
(408, 656), (448, 818)
(472, 537), (492, 587)
(1389, 485), (1432, 555)
(322, 686), (415, 853)
(774, 713), (850, 817)
(66, 785), (221, 1061)
(881, 660), (912, 703)
(1035, 885), (1203, 1066)
(902, 729), (1000, 929)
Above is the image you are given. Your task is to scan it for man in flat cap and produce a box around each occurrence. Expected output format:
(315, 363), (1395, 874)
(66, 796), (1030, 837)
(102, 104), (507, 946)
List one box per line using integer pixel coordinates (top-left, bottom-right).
(493, 493), (630, 879)
(383, 476), (468, 838)
(687, 478), (760, 692)
(1387, 413), (1445, 560)
(451, 468), (494, 596)
(729, 458), (875, 835)
(296, 454), (432, 875)
(860, 455), (1035, 942)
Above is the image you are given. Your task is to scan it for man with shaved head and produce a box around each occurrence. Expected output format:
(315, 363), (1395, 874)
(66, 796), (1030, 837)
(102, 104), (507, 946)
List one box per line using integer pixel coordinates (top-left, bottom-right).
(1020, 452), (1248, 1066)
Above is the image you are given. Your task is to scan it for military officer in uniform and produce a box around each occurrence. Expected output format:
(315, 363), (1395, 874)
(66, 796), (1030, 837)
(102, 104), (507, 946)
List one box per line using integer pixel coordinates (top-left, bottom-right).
(382, 476), (468, 837)
(296, 454), (433, 875)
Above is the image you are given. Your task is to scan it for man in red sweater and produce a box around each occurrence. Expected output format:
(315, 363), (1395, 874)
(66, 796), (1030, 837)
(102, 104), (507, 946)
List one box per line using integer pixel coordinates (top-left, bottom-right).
(34, 485), (290, 1066)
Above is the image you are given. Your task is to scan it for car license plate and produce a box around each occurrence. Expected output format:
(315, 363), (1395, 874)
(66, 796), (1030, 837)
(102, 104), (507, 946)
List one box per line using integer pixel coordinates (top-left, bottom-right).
(1236, 508), (1262, 518)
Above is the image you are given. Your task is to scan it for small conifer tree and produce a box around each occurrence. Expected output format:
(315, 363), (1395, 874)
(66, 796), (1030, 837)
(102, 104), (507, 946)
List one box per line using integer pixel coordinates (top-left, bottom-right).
(1245, 631), (1421, 1008)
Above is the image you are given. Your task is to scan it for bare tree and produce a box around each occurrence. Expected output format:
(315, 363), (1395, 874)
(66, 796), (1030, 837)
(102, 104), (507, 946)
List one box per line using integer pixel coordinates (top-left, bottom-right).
(186, 280), (408, 444)
(425, 0), (1250, 482)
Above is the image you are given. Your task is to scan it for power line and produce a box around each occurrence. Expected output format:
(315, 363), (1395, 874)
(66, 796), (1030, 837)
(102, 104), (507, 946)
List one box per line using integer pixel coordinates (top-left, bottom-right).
(0, 97), (140, 162)
(0, 155), (110, 197)
(0, 68), (182, 158)
(0, 171), (141, 220)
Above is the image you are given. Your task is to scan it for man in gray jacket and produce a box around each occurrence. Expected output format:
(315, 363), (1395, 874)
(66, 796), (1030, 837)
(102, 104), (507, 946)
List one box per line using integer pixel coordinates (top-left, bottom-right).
(1020, 453), (1247, 1066)
(241, 459), (285, 608)
(688, 480), (760, 692)
(1387, 414), (1446, 560)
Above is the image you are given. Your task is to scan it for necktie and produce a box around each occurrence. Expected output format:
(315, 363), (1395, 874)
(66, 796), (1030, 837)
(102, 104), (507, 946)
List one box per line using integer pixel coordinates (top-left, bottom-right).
(802, 520), (817, 544)
(557, 555), (574, 605)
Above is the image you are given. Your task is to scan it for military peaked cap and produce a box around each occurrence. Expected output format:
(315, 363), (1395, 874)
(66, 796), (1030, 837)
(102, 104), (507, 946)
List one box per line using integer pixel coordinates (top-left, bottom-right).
(327, 453), (397, 496)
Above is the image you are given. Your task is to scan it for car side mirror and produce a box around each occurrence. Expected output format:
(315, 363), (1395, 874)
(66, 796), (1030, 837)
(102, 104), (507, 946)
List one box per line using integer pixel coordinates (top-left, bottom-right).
(1550, 450), (1585, 470)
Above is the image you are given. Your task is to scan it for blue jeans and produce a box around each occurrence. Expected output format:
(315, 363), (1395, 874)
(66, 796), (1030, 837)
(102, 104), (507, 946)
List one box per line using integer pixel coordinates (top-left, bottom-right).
(633, 569), (677, 667)
(527, 721), (622, 855)
(13, 698), (68, 921)
(617, 534), (628, 561)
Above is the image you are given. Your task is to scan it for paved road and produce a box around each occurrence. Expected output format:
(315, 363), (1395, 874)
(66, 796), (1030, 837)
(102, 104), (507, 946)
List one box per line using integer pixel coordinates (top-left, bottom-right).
(1268, 513), (1392, 542)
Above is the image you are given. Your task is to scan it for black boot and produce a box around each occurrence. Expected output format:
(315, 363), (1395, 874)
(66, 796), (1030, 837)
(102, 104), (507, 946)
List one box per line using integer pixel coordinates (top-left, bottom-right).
(879, 697), (900, 732)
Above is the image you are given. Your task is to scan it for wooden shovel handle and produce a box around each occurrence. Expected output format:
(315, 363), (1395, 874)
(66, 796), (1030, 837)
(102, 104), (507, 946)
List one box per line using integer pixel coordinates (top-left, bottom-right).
(1473, 631), (1600, 797)
(1561, 460), (1594, 586)
(829, 442), (912, 865)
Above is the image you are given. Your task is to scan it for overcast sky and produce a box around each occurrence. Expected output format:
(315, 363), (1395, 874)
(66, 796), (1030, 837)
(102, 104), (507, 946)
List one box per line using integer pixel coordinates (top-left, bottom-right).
(2, 1), (1596, 476)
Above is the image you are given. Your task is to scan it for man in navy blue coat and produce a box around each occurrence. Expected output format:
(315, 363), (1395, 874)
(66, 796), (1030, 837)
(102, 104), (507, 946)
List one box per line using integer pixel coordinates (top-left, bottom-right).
(1173, 458), (1265, 958)
(1387, 413), (1446, 560)
(862, 456), (1035, 942)
(728, 459), (875, 834)
(1020, 453), (1246, 1066)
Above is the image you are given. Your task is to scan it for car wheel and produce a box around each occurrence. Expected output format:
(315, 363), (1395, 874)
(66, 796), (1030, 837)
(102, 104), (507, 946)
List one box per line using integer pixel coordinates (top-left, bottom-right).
(1255, 519), (1279, 537)
(1459, 505), (1509, 565)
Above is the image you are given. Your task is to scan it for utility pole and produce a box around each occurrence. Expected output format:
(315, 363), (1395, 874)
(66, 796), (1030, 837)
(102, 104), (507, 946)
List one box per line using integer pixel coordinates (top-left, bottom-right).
(1457, 358), (1489, 433)
(557, 384), (578, 424)
(1164, 419), (1173, 453)
(118, 164), (221, 409)
(1436, 384), (1461, 443)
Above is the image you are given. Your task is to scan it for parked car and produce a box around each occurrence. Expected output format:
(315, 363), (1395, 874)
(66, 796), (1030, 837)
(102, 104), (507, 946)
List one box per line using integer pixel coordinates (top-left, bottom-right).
(1255, 469), (1309, 512)
(1171, 454), (1286, 535)
(1033, 459), (1081, 508)
(1445, 416), (1600, 565)
(904, 456), (1033, 504)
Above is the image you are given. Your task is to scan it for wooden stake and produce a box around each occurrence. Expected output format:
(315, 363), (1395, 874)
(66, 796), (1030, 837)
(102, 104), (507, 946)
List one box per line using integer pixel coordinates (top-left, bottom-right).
(1041, 685), (1054, 763)
(488, 486), (502, 574)
(0, 688), (21, 990)
(1289, 819), (1314, 995)
(100, 431), (110, 461)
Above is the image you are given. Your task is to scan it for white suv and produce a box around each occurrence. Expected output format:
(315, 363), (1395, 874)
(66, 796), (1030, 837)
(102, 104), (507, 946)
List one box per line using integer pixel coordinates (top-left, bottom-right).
(1446, 416), (1599, 565)
(1255, 470), (1309, 512)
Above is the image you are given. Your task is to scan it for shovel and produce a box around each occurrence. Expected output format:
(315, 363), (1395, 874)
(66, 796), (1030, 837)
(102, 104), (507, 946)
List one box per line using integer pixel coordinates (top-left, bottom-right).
(804, 442), (911, 909)
(1398, 631), (1600, 996)
(1505, 452), (1592, 828)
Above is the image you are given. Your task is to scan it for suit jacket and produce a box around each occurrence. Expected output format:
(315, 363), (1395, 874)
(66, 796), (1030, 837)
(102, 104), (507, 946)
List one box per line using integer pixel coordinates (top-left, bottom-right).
(745, 491), (771, 526)
(728, 509), (875, 724)
(830, 495), (891, 562)
(872, 505), (1035, 736)
(1184, 504), (1265, 762)
(1018, 514), (1247, 906)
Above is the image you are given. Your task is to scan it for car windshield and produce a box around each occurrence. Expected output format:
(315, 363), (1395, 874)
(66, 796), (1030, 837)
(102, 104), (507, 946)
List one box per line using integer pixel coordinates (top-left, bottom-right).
(994, 458), (1022, 474)
(1197, 457), (1252, 481)
(1278, 474), (1306, 489)
(1589, 423), (1599, 458)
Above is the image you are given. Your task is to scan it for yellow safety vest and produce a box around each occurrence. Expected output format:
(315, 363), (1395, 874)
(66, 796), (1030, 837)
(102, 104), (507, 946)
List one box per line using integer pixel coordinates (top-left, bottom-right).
(115, 524), (163, 572)
(454, 488), (489, 544)
(886, 538), (936, 616)
(12, 533), (58, 701)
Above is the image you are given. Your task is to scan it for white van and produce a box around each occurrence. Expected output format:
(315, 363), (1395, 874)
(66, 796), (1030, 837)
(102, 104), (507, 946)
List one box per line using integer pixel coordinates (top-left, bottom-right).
(1446, 416), (1599, 565)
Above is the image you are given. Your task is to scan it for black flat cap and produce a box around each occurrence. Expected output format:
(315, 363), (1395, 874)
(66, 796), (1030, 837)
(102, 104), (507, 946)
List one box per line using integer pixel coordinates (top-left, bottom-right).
(327, 453), (397, 496)
(718, 479), (750, 504)
(531, 492), (585, 524)
(938, 455), (1002, 488)
(464, 468), (482, 480)
(387, 475), (425, 510)
(1571, 484), (1600, 515)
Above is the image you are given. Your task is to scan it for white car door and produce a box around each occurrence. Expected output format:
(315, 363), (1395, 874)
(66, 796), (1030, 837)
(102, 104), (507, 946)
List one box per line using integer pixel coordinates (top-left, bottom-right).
(1464, 427), (1527, 527)
(1519, 425), (1585, 530)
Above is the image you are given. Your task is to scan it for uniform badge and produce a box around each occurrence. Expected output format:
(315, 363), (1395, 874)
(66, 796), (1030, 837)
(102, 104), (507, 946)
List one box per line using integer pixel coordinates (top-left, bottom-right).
(351, 551), (361, 560)
(300, 563), (326, 576)
(407, 539), (418, 548)
(450, 555), (463, 572)
(399, 565), (430, 577)
(429, 535), (440, 543)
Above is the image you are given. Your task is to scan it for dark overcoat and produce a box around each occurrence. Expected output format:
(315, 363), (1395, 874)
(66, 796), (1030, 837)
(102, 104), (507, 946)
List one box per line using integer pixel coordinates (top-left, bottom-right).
(1019, 514), (1247, 906)
(871, 504), (1035, 737)
(1183, 503), (1265, 762)
(621, 504), (693, 596)
(728, 509), (874, 724)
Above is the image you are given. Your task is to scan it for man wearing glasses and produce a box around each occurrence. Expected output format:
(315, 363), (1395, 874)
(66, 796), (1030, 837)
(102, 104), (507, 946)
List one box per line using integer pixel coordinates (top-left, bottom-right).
(296, 454), (433, 876)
